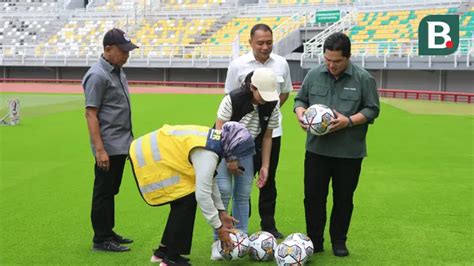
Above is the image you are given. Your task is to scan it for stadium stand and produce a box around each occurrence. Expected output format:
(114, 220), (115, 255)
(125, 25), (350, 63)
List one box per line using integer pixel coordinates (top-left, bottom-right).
(0, 0), (472, 92)
(159, 0), (229, 9)
(267, 0), (354, 5)
(1, 0), (62, 12)
(87, 0), (231, 11)
(201, 16), (290, 56)
(86, 0), (143, 11)
(37, 19), (128, 57)
(347, 7), (473, 56)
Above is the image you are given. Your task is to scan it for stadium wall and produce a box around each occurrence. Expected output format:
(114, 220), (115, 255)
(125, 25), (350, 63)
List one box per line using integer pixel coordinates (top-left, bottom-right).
(1, 66), (473, 93)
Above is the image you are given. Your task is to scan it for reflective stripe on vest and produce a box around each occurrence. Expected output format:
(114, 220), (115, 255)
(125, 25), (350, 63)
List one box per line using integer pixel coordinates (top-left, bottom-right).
(140, 175), (179, 194)
(150, 131), (161, 162)
(134, 137), (145, 167)
(169, 129), (208, 137)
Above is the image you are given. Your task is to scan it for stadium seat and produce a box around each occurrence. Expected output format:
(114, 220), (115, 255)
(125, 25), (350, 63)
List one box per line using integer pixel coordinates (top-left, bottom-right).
(346, 7), (471, 56)
(201, 16), (291, 57)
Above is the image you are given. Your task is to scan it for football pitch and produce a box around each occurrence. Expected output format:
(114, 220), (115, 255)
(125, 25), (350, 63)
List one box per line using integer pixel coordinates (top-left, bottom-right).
(0, 93), (472, 265)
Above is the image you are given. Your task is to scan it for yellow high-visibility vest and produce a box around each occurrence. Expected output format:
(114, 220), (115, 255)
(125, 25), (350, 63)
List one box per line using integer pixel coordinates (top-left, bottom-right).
(129, 124), (222, 206)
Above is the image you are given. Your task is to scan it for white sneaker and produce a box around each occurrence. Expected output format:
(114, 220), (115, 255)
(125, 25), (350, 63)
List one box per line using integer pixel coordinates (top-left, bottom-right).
(210, 240), (223, 260)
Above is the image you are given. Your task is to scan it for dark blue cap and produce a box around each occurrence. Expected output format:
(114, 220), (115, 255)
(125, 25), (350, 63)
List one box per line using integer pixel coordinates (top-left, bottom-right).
(103, 28), (138, 52)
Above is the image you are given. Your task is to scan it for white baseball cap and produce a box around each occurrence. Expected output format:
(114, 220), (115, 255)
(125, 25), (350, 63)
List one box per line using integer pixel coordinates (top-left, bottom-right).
(251, 68), (279, 102)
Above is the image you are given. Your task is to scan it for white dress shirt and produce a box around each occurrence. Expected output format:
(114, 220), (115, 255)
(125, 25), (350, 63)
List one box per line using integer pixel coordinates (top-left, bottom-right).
(224, 52), (293, 137)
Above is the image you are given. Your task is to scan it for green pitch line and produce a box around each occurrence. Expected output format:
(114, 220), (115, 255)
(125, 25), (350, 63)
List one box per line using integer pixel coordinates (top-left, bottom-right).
(0, 93), (472, 265)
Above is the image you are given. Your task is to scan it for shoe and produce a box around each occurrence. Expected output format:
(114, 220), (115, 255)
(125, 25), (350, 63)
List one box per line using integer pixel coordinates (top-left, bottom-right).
(266, 229), (284, 239)
(309, 237), (324, 253)
(152, 250), (190, 263)
(160, 255), (191, 266)
(332, 242), (349, 257)
(210, 240), (223, 261)
(314, 244), (324, 253)
(93, 240), (130, 252)
(151, 255), (162, 263)
(112, 232), (133, 244)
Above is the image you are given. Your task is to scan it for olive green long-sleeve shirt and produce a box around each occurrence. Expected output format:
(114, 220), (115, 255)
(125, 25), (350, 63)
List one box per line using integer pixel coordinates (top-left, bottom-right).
(294, 63), (380, 158)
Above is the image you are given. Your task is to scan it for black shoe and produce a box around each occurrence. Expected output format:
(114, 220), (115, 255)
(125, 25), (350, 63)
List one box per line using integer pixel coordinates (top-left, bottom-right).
(313, 244), (324, 253)
(161, 254), (191, 266)
(332, 242), (349, 257)
(153, 250), (190, 263)
(113, 232), (133, 244)
(266, 229), (284, 239)
(309, 237), (324, 253)
(93, 240), (130, 252)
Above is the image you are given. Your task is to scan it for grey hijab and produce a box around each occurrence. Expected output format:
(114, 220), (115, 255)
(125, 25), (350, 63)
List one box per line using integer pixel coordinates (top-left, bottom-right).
(221, 121), (255, 161)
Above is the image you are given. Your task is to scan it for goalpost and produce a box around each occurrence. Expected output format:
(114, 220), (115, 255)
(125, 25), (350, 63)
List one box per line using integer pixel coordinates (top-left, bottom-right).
(0, 99), (20, 126)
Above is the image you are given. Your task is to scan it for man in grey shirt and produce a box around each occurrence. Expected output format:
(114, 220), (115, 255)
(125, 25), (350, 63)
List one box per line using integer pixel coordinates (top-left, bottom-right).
(83, 28), (138, 252)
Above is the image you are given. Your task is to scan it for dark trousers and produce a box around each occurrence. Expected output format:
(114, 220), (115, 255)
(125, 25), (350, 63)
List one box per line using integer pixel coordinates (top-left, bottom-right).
(91, 154), (127, 243)
(253, 136), (281, 230)
(304, 151), (362, 246)
(159, 193), (197, 255)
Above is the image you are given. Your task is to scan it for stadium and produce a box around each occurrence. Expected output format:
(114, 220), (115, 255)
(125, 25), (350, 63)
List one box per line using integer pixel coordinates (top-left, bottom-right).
(0, 0), (473, 265)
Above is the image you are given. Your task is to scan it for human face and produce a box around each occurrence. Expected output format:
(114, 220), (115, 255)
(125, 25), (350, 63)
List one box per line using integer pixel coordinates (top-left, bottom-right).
(324, 49), (349, 79)
(250, 84), (266, 105)
(249, 30), (273, 63)
(103, 45), (130, 67)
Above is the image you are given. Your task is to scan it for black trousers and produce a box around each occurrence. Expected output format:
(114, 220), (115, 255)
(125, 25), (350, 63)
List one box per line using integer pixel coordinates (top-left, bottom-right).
(253, 136), (281, 230)
(304, 151), (362, 246)
(91, 154), (127, 243)
(159, 193), (197, 255)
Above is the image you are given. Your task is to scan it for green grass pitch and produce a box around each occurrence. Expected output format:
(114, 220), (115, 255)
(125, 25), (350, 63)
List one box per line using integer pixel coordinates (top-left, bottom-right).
(0, 93), (472, 265)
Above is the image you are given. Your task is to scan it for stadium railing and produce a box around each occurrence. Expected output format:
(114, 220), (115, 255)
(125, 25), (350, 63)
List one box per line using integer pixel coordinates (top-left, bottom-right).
(292, 84), (473, 103)
(350, 38), (473, 57)
(354, 0), (463, 11)
(1, 77), (472, 103)
(0, 77), (225, 88)
(302, 38), (474, 67)
(378, 89), (474, 103)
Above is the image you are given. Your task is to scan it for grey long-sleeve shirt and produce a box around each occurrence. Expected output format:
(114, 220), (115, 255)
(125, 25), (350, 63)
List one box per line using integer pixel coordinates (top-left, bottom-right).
(190, 148), (225, 229)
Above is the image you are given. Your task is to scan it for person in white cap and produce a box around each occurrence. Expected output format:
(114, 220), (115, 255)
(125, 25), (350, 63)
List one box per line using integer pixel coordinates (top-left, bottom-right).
(224, 23), (293, 239)
(210, 67), (280, 260)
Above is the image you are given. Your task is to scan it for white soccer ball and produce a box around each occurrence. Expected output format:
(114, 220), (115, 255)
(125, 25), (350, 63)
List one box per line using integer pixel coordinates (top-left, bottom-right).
(218, 229), (250, 260)
(275, 239), (308, 266)
(303, 104), (335, 136)
(248, 231), (278, 261)
(284, 233), (314, 257)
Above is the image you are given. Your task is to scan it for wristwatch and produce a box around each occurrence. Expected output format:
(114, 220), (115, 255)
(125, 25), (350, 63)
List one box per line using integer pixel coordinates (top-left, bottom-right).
(348, 116), (354, 127)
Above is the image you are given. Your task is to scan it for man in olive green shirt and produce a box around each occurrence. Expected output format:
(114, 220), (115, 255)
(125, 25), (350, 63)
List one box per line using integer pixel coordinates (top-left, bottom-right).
(294, 32), (380, 257)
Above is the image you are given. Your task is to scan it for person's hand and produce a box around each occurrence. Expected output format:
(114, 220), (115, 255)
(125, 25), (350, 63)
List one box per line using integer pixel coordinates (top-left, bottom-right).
(227, 160), (243, 176)
(329, 110), (350, 132)
(256, 167), (268, 188)
(96, 149), (110, 171)
(219, 211), (239, 230)
(295, 107), (309, 132)
(217, 227), (234, 252)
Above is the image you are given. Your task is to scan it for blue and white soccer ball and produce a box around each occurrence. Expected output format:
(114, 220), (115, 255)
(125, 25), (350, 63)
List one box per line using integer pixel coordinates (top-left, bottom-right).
(284, 233), (314, 257)
(304, 104), (335, 136)
(218, 229), (250, 260)
(248, 231), (278, 261)
(275, 239), (308, 265)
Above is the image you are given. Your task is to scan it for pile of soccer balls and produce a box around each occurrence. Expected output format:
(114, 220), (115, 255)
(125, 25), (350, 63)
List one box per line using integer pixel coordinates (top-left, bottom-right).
(215, 230), (314, 265)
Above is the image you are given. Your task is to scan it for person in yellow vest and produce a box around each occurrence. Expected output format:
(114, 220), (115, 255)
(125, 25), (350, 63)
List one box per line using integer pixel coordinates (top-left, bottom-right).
(129, 121), (255, 266)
